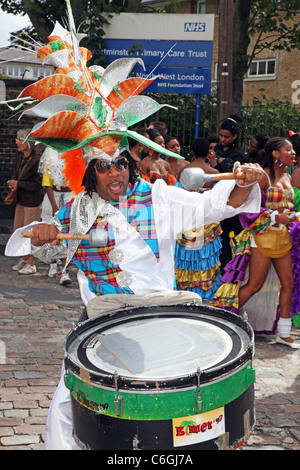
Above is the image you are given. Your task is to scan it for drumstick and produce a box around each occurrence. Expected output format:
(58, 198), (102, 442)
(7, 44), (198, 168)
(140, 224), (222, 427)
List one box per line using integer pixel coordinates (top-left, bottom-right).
(21, 229), (108, 247)
(209, 172), (237, 181)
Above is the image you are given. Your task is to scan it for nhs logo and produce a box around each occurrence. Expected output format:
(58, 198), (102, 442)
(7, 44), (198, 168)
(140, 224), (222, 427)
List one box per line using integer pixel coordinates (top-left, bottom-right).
(184, 22), (206, 32)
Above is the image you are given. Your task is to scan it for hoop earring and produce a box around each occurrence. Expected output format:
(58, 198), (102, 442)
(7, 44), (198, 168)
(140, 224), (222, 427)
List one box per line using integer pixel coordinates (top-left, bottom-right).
(275, 158), (283, 166)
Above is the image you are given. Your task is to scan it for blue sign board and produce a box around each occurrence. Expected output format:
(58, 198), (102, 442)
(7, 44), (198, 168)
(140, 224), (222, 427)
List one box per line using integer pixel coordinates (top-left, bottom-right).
(103, 39), (213, 68)
(133, 66), (212, 95)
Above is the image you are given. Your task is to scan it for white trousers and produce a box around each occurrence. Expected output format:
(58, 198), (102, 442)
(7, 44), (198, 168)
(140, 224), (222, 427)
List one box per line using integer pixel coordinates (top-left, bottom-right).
(44, 364), (81, 450)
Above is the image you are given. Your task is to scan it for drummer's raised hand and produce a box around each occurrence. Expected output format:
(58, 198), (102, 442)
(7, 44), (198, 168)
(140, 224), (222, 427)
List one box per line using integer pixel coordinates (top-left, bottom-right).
(31, 224), (60, 246)
(227, 163), (263, 208)
(234, 163), (263, 186)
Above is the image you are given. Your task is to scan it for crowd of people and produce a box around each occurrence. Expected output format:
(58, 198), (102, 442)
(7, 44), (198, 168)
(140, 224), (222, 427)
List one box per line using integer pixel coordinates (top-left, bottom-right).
(6, 118), (300, 343)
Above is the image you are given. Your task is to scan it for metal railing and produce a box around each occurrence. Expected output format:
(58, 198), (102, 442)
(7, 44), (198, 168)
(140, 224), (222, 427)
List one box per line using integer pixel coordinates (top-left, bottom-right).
(145, 93), (300, 159)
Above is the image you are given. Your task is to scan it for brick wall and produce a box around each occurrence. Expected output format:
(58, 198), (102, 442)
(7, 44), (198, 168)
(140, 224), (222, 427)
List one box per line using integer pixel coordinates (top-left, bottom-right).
(243, 48), (300, 106)
(0, 79), (45, 218)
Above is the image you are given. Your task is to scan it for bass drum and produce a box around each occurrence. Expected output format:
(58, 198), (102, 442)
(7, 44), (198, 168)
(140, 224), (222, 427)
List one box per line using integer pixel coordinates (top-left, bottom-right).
(64, 304), (255, 450)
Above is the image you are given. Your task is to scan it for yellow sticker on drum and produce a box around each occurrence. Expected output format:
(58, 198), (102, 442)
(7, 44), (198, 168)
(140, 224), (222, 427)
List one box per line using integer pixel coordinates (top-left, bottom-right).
(173, 407), (225, 447)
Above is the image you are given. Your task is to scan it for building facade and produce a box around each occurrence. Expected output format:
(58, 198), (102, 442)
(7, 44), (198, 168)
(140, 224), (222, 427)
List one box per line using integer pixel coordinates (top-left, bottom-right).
(0, 46), (54, 81)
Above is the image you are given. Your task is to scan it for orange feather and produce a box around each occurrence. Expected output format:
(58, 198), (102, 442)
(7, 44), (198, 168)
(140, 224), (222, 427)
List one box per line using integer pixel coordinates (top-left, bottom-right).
(61, 148), (86, 194)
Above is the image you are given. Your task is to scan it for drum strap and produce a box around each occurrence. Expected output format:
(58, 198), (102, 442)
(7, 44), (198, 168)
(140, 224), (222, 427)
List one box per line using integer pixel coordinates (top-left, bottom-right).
(86, 290), (202, 318)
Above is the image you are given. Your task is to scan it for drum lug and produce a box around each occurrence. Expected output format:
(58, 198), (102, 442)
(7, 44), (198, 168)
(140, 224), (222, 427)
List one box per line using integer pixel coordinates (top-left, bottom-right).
(114, 371), (124, 417)
(193, 367), (202, 413)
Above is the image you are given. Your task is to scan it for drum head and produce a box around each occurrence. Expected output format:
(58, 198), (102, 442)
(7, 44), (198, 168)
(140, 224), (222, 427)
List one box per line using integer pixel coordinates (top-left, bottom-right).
(65, 305), (253, 388)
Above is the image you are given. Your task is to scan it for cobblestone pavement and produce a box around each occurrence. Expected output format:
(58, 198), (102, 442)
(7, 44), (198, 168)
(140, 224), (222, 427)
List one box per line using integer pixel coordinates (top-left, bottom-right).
(0, 254), (83, 450)
(1, 252), (300, 450)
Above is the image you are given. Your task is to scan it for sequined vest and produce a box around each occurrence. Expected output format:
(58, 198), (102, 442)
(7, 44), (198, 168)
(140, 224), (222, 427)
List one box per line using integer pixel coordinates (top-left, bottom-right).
(58, 178), (159, 296)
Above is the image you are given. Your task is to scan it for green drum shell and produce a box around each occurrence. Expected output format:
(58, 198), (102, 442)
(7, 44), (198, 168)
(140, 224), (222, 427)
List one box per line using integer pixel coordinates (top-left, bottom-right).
(65, 362), (254, 421)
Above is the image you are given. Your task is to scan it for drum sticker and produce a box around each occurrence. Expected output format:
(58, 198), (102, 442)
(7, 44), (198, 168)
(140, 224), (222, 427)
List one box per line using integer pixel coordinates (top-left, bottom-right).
(173, 407), (225, 447)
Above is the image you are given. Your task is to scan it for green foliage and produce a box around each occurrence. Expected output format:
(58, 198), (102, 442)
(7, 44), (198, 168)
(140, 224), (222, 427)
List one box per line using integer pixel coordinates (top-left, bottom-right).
(242, 90), (300, 139)
(141, 90), (299, 158)
(248, 0), (300, 58)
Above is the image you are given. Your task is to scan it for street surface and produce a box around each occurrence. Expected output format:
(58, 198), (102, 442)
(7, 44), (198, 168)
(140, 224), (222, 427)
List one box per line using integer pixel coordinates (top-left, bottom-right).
(0, 238), (300, 450)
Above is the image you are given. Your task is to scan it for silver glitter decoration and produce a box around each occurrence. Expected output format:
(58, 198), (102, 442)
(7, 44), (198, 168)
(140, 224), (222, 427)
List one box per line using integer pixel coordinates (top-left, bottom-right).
(101, 204), (117, 219)
(65, 191), (107, 269)
(83, 146), (111, 163)
(32, 240), (68, 265)
(110, 96), (162, 131)
(116, 270), (133, 288)
(108, 248), (124, 265)
(22, 95), (87, 121)
(99, 58), (145, 99)
(43, 49), (71, 68)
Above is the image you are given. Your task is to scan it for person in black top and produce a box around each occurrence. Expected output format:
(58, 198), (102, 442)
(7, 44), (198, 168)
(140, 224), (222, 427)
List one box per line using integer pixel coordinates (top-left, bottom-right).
(212, 115), (245, 173)
(247, 133), (269, 167)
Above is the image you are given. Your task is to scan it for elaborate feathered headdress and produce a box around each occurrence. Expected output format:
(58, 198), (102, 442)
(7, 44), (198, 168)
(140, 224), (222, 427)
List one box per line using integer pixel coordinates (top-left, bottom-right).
(15, 2), (183, 191)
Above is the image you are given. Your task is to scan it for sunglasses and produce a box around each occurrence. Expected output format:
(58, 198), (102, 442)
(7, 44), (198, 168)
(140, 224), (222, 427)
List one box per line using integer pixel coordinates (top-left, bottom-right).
(95, 157), (128, 174)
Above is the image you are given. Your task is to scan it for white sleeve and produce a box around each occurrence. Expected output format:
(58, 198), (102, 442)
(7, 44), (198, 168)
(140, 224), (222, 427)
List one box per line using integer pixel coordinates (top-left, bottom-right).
(5, 221), (42, 257)
(5, 220), (67, 262)
(152, 179), (261, 237)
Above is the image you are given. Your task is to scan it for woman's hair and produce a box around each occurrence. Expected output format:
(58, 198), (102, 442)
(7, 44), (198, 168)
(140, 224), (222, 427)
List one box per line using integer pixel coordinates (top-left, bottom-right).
(191, 137), (209, 159)
(164, 134), (179, 148)
(148, 121), (167, 137)
(147, 128), (162, 141)
(262, 137), (288, 181)
(219, 114), (242, 147)
(290, 133), (300, 156)
(207, 134), (219, 145)
(220, 114), (242, 135)
(17, 128), (35, 151)
(255, 133), (269, 151)
(82, 150), (137, 198)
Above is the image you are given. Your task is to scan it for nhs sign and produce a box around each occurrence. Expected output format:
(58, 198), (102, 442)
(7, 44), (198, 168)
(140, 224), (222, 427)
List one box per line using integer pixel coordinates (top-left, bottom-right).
(103, 13), (214, 42)
(184, 23), (206, 33)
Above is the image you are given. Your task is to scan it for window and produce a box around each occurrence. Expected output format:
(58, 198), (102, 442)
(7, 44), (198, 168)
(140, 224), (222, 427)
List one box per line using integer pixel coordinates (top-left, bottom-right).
(197, 1), (206, 14)
(14, 65), (19, 76)
(248, 59), (276, 78)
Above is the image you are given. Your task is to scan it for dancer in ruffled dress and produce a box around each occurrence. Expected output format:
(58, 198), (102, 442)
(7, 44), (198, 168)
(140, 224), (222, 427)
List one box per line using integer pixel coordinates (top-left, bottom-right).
(213, 137), (300, 348)
(174, 138), (223, 301)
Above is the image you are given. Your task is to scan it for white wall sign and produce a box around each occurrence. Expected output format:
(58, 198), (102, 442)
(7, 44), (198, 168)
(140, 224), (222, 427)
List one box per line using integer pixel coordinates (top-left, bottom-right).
(103, 13), (214, 41)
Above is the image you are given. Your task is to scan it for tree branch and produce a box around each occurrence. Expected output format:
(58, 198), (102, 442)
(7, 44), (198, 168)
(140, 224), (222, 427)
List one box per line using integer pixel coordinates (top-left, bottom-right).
(21, 0), (53, 41)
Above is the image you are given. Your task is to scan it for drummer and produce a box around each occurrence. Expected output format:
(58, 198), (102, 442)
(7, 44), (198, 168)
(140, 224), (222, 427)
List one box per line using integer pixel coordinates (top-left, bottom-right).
(6, 140), (262, 449)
